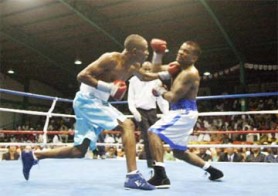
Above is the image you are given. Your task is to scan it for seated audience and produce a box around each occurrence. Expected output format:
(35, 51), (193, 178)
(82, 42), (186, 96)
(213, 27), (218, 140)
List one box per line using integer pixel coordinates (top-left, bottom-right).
(218, 147), (243, 162)
(264, 147), (278, 163)
(2, 146), (20, 161)
(245, 147), (266, 162)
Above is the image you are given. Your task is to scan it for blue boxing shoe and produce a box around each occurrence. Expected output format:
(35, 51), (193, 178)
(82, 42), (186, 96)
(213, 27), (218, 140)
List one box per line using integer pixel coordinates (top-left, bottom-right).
(124, 171), (156, 190)
(21, 151), (38, 180)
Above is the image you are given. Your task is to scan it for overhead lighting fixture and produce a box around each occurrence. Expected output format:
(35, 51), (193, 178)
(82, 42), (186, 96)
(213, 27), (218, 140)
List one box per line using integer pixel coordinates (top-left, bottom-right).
(203, 72), (211, 76)
(74, 59), (82, 65)
(7, 69), (15, 74)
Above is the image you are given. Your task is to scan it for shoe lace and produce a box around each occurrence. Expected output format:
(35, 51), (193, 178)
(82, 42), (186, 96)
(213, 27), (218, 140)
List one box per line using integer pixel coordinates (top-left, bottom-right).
(149, 169), (154, 178)
(203, 171), (209, 178)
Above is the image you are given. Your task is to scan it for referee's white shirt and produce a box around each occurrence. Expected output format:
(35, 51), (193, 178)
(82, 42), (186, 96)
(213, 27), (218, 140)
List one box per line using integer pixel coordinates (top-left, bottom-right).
(128, 76), (169, 113)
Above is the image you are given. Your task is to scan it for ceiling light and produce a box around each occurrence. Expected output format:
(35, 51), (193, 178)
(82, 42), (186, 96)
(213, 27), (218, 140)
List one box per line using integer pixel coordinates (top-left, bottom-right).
(203, 72), (210, 76)
(74, 59), (82, 65)
(7, 69), (15, 74)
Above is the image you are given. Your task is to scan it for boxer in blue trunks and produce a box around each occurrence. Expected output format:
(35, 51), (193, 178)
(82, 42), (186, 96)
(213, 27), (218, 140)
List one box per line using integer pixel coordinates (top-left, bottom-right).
(21, 34), (156, 190)
(146, 40), (224, 188)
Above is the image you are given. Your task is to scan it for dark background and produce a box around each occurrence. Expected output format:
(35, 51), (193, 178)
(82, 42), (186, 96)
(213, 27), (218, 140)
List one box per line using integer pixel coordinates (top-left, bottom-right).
(1, 0), (277, 98)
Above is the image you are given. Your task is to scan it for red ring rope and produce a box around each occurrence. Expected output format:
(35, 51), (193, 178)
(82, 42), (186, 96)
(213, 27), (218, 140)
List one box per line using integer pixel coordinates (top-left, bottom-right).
(0, 130), (276, 135)
(194, 130), (277, 134)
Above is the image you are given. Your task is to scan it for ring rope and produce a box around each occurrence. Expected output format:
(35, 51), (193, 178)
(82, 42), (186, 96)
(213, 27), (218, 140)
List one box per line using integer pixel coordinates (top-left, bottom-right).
(1, 88), (277, 104)
(0, 88), (72, 103)
(0, 130), (75, 135)
(0, 142), (277, 149)
(195, 130), (278, 134)
(0, 130), (277, 135)
(0, 107), (75, 118)
(196, 110), (278, 116)
(196, 92), (278, 100)
(1, 89), (277, 150)
(0, 107), (277, 118)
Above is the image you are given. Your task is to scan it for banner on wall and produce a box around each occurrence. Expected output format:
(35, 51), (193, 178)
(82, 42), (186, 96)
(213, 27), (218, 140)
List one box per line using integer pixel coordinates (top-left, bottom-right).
(202, 63), (278, 80)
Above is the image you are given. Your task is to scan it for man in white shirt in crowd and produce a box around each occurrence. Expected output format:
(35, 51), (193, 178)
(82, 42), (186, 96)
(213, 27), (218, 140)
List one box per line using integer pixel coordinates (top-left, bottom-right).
(128, 61), (169, 167)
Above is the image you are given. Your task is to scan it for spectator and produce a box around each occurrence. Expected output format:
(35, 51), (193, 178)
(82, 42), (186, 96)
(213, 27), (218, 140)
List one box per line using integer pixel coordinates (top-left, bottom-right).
(59, 119), (69, 143)
(218, 147), (243, 162)
(92, 133), (106, 159)
(197, 148), (212, 161)
(245, 147), (266, 162)
(197, 133), (211, 143)
(264, 147), (278, 163)
(105, 146), (117, 159)
(2, 146), (20, 161)
(164, 147), (176, 161)
(117, 147), (125, 158)
(104, 133), (115, 144)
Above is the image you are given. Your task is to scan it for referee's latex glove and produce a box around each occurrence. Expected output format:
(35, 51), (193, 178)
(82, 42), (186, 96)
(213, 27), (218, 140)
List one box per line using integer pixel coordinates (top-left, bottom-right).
(133, 110), (142, 122)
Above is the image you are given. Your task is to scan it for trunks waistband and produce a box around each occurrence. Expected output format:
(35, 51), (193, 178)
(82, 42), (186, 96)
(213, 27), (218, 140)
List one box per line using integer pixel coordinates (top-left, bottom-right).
(170, 99), (197, 111)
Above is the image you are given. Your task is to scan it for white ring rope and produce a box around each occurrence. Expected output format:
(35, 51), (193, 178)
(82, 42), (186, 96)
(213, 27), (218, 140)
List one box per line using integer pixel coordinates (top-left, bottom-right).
(1, 90), (277, 156)
(0, 107), (75, 118)
(0, 107), (277, 118)
(196, 110), (278, 116)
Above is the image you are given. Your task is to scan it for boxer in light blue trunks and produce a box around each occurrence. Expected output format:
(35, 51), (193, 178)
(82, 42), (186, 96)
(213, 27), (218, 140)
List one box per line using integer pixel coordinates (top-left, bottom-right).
(20, 34), (160, 190)
(73, 85), (127, 151)
(146, 40), (224, 189)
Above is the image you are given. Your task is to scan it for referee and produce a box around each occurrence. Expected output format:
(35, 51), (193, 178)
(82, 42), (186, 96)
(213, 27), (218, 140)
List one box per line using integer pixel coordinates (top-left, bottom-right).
(128, 61), (169, 167)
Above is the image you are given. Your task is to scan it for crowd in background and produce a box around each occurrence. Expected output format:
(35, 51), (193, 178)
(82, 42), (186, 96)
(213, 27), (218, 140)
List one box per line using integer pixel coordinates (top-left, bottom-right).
(1, 96), (277, 162)
(1, 142), (277, 163)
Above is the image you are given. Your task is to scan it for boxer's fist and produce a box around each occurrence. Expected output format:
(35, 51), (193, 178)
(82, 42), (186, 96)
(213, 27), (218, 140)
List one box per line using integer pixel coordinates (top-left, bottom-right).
(151, 38), (168, 53)
(97, 80), (127, 100)
(110, 80), (127, 100)
(168, 62), (181, 77)
(152, 85), (167, 97)
(158, 62), (181, 80)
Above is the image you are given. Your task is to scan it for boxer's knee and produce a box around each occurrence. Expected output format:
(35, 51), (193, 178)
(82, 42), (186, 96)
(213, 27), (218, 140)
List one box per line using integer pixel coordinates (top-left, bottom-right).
(120, 119), (135, 132)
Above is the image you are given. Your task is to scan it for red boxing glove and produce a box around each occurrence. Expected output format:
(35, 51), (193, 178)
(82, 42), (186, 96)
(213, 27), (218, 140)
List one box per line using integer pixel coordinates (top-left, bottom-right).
(152, 85), (167, 97)
(168, 62), (181, 77)
(151, 38), (168, 53)
(110, 80), (127, 100)
(158, 62), (181, 80)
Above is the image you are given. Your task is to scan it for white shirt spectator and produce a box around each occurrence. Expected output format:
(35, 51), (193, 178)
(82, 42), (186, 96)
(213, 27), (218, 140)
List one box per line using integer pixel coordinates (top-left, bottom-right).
(197, 134), (211, 142)
(104, 134), (115, 144)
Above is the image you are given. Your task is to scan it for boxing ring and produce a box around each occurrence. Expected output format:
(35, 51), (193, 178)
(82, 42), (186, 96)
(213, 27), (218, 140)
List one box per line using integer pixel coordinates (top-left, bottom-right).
(0, 88), (278, 195)
(1, 159), (278, 196)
